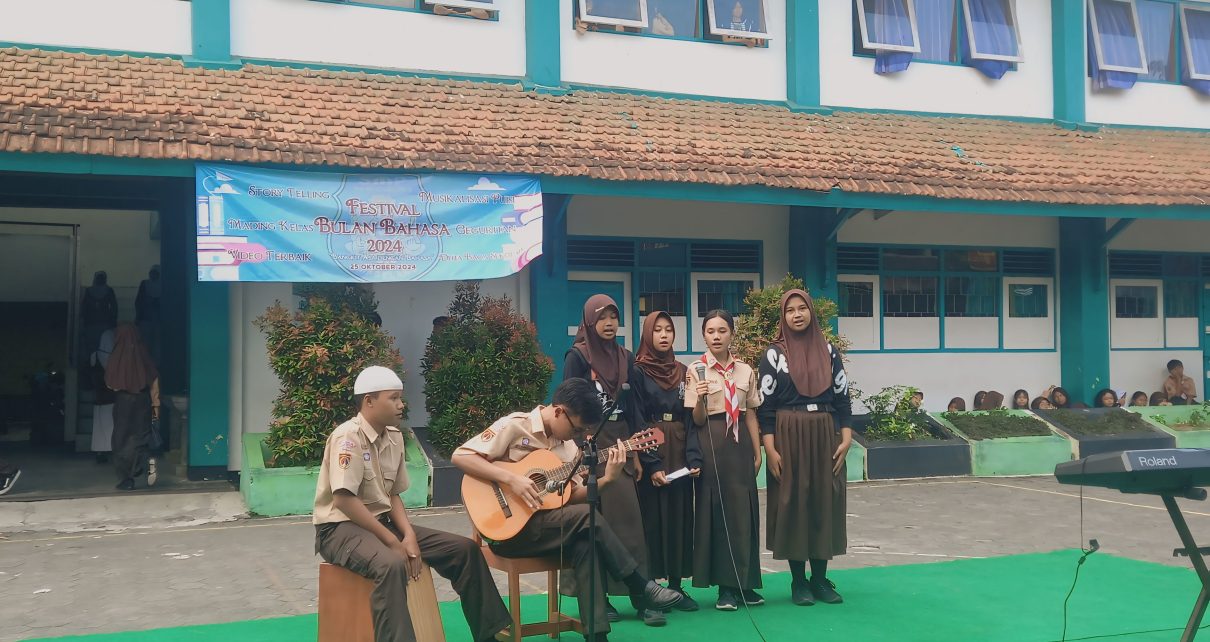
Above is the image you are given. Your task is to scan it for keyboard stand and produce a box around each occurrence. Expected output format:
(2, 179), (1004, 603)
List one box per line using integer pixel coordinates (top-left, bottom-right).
(1162, 494), (1210, 642)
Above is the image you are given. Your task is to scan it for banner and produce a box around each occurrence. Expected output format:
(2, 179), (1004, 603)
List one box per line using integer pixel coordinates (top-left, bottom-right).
(195, 164), (543, 282)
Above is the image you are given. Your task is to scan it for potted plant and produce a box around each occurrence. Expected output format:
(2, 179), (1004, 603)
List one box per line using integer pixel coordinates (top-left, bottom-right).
(1129, 402), (1210, 448)
(1037, 407), (1176, 458)
(245, 285), (430, 516)
(420, 281), (554, 506)
(933, 409), (1072, 477)
(853, 386), (971, 480)
(732, 275), (863, 483)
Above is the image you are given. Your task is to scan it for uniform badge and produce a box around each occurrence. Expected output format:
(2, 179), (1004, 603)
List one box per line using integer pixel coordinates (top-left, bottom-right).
(522, 438), (530, 446)
(337, 452), (351, 469)
(481, 428), (495, 442)
(339, 439), (356, 451)
(363, 452), (371, 462)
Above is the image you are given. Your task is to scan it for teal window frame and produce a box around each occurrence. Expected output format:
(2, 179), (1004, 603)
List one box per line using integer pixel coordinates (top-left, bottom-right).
(1109, 250), (1206, 349)
(1088, 0), (1190, 85)
(567, 235), (763, 356)
(571, 0), (770, 47)
(1007, 282), (1048, 318)
(851, 0), (1022, 68)
(1114, 284), (1159, 318)
(837, 243), (1057, 353)
(311, 0), (500, 21)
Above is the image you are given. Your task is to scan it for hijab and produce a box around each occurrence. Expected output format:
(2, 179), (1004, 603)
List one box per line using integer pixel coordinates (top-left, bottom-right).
(572, 294), (628, 397)
(105, 323), (158, 393)
(635, 311), (686, 392)
(771, 289), (833, 397)
(981, 391), (1005, 410)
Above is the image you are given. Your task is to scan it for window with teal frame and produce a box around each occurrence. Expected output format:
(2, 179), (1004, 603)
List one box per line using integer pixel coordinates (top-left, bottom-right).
(1164, 280), (1199, 318)
(839, 281), (875, 318)
(1008, 283), (1048, 318)
(314, 0), (497, 19)
(572, 0), (767, 45)
(945, 275), (998, 317)
(697, 279), (753, 317)
(1115, 285), (1159, 318)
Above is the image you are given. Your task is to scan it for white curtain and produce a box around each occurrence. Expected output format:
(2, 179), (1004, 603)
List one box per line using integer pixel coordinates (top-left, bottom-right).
(916, 0), (957, 62)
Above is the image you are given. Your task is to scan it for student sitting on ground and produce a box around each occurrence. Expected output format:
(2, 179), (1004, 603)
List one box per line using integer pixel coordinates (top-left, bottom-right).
(1164, 360), (1198, 406)
(1150, 391), (1173, 407)
(947, 397), (966, 412)
(1093, 389), (1118, 409)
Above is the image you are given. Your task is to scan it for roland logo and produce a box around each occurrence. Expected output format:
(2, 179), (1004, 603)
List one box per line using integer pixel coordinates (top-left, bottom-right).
(1138, 454), (1179, 468)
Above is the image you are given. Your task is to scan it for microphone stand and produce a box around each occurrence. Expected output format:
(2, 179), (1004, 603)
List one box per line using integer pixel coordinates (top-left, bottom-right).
(581, 383), (627, 641)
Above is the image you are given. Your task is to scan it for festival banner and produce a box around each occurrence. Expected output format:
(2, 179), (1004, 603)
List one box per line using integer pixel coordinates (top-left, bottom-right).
(195, 164), (543, 282)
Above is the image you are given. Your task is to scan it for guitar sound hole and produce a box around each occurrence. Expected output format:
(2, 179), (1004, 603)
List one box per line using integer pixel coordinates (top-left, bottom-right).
(528, 472), (548, 491)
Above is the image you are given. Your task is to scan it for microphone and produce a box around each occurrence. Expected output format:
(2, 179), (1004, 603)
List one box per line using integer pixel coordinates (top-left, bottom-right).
(545, 479), (564, 495)
(695, 363), (707, 382)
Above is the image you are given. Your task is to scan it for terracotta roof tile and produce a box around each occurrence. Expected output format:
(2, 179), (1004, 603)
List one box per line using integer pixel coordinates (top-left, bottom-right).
(2, 47), (1210, 206)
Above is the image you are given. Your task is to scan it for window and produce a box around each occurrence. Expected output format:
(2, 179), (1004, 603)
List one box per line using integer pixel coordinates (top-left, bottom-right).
(1165, 280), (1199, 318)
(638, 272), (687, 319)
(1137, 0), (1178, 81)
(945, 249), (998, 272)
(579, 0), (648, 29)
(1115, 285), (1159, 318)
(916, 0), (960, 62)
(696, 279), (754, 317)
(1182, 2), (1210, 80)
(840, 281), (876, 318)
(963, 0), (1023, 62)
(705, 0), (770, 38)
(1089, 0), (1149, 74)
(319, 0), (497, 17)
(883, 247), (940, 271)
(1008, 283), (1048, 318)
(945, 275), (998, 317)
(648, 0), (700, 37)
(883, 276), (938, 317)
(855, 0), (922, 53)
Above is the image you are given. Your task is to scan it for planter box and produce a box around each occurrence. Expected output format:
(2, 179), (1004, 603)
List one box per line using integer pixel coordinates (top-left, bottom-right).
(755, 439), (866, 488)
(1128, 406), (1210, 449)
(414, 428), (466, 507)
(1037, 408), (1176, 458)
(931, 411), (1072, 477)
(240, 432), (431, 517)
(852, 414), (972, 480)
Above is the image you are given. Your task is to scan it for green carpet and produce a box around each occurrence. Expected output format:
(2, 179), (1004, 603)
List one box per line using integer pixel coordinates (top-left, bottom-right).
(26, 550), (1207, 642)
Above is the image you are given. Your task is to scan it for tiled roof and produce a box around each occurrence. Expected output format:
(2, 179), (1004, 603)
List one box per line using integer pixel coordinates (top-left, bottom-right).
(1, 47), (1209, 207)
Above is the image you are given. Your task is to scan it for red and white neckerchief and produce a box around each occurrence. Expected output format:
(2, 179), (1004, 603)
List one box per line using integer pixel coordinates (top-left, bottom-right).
(703, 354), (740, 442)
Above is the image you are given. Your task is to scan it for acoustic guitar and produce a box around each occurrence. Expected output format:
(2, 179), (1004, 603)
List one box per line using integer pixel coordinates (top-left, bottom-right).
(462, 428), (664, 542)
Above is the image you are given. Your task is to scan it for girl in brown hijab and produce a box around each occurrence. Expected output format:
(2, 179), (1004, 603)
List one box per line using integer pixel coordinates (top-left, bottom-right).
(105, 323), (160, 491)
(562, 295), (654, 624)
(757, 290), (852, 607)
(634, 312), (703, 616)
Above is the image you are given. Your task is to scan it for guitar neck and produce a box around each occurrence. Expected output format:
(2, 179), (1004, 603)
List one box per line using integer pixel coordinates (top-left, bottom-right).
(546, 438), (642, 484)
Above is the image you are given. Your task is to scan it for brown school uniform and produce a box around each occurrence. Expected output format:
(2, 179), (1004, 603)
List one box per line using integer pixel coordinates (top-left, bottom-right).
(684, 353), (763, 590)
(315, 415), (508, 642)
(455, 408), (644, 636)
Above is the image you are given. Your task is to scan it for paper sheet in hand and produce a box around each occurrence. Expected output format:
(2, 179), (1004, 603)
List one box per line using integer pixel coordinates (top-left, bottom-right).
(665, 467), (691, 482)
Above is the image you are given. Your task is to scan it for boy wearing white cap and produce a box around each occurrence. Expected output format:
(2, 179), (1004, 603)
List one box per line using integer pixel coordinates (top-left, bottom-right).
(314, 366), (510, 642)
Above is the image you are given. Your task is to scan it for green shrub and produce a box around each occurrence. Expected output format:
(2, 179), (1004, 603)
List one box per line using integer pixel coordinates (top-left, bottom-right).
(942, 409), (1052, 440)
(422, 281), (554, 458)
(862, 385), (934, 441)
(254, 285), (403, 468)
(732, 274), (850, 368)
(1044, 408), (1155, 436)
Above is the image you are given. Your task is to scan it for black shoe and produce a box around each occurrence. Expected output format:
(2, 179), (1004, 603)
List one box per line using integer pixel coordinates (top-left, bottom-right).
(639, 609), (666, 627)
(604, 602), (620, 623)
(741, 589), (765, 606)
(670, 587), (699, 612)
(791, 580), (816, 606)
(811, 578), (843, 604)
(637, 580), (683, 611)
(116, 478), (135, 491)
(715, 588), (738, 611)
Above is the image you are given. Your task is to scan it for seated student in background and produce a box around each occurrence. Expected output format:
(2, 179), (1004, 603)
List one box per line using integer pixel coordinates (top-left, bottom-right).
(452, 378), (684, 642)
(1164, 360), (1198, 405)
(1012, 390), (1030, 410)
(1129, 391), (1149, 407)
(1049, 387), (1075, 409)
(973, 391), (988, 411)
(947, 397), (966, 413)
(910, 391), (924, 409)
(1030, 397), (1055, 411)
(1151, 392), (1173, 407)
(1093, 389), (1118, 409)
(978, 391), (1004, 411)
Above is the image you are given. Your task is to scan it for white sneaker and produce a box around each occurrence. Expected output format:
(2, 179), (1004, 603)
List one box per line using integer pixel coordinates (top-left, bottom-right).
(146, 458), (158, 487)
(0, 469), (21, 496)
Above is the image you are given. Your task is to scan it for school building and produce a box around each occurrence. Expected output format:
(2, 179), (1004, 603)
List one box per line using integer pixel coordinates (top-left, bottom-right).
(0, 0), (1207, 491)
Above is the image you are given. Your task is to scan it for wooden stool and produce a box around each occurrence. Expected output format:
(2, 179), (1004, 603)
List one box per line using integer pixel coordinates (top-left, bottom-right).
(473, 531), (583, 641)
(318, 562), (446, 642)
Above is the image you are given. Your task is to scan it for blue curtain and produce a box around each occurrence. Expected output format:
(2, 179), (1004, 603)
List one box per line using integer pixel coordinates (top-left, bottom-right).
(869, 0), (916, 73)
(1183, 8), (1210, 95)
(1089, 0), (1142, 90)
(915, 0), (957, 62)
(1136, 0), (1175, 81)
(961, 0), (1015, 79)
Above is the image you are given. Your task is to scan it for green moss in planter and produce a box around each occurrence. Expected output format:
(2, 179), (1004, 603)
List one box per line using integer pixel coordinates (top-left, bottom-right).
(1149, 405), (1210, 431)
(942, 409), (1052, 440)
(1047, 408), (1155, 436)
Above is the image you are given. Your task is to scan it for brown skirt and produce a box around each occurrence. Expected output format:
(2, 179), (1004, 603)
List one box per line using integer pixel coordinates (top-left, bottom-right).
(692, 412), (761, 590)
(766, 409), (847, 561)
(637, 420), (694, 582)
(561, 418), (649, 598)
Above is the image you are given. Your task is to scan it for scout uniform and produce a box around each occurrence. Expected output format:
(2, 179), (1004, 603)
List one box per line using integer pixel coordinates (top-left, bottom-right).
(683, 352), (764, 592)
(455, 408), (646, 637)
(314, 368), (509, 642)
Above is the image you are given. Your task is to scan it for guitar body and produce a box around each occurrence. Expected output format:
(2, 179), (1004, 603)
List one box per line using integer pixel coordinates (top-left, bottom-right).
(462, 449), (574, 542)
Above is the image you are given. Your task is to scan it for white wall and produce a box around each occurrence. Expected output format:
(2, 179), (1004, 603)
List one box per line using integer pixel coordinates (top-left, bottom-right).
(1086, 81), (1210, 130)
(228, 272), (530, 468)
(837, 210), (1059, 247)
(0, 0), (192, 55)
(1110, 349), (1203, 402)
(1107, 218), (1210, 253)
(560, 1), (787, 100)
(231, 0), (526, 77)
(846, 352), (1061, 413)
(819, 0), (1053, 118)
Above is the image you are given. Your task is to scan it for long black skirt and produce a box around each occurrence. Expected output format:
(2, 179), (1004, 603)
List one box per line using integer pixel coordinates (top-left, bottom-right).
(636, 420), (694, 582)
(692, 412), (761, 590)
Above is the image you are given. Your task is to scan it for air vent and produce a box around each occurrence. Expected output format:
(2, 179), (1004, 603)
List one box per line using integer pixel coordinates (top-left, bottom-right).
(690, 242), (760, 271)
(1109, 252), (1162, 278)
(1003, 249), (1054, 276)
(567, 239), (635, 268)
(837, 246), (879, 273)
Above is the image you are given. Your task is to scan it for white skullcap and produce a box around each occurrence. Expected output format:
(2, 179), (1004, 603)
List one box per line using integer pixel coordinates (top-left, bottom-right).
(354, 366), (403, 395)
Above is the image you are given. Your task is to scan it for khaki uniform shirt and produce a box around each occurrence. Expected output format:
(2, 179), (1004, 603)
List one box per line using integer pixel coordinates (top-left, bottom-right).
(313, 415), (410, 525)
(1164, 375), (1199, 402)
(454, 406), (580, 466)
(683, 353), (762, 415)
